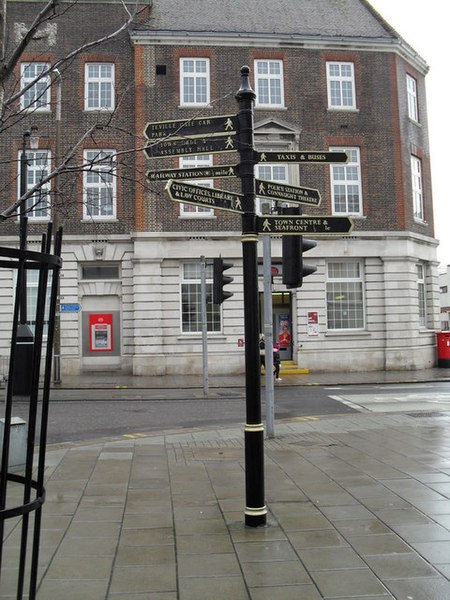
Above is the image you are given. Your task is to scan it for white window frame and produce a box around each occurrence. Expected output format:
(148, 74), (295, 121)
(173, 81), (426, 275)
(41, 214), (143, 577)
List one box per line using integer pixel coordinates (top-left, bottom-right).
(20, 63), (51, 112)
(326, 61), (356, 110)
(330, 147), (363, 216)
(17, 150), (51, 220)
(256, 163), (289, 214)
(84, 63), (115, 111)
(417, 263), (426, 327)
(13, 269), (52, 337)
(411, 155), (424, 221)
(326, 261), (365, 331)
(179, 155), (214, 218)
(179, 58), (210, 107)
(407, 74), (419, 122)
(27, 268), (52, 336)
(180, 263), (221, 334)
(254, 60), (285, 108)
(83, 149), (117, 220)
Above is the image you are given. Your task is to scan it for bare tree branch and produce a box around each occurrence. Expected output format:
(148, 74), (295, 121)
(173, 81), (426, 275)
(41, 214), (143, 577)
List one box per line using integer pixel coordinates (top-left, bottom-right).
(0, 122), (109, 220)
(0, 0), (60, 84)
(2, 0), (145, 109)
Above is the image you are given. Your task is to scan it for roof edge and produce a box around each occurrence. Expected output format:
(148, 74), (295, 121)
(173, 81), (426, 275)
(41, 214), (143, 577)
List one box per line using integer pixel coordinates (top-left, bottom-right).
(130, 30), (429, 74)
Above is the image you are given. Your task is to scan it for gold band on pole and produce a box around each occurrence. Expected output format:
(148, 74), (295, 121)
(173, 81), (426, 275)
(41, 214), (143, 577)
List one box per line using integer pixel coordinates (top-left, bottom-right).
(245, 423), (264, 432)
(245, 505), (267, 516)
(241, 233), (258, 243)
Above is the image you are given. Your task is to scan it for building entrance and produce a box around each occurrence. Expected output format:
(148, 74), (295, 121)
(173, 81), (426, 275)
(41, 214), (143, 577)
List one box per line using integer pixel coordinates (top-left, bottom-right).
(259, 291), (293, 361)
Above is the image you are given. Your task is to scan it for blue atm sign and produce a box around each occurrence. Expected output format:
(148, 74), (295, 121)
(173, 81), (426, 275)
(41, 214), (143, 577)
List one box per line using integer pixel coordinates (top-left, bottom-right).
(60, 303), (81, 313)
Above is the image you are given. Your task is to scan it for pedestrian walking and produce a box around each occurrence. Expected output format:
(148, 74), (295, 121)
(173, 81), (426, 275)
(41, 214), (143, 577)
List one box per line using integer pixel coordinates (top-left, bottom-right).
(273, 342), (281, 381)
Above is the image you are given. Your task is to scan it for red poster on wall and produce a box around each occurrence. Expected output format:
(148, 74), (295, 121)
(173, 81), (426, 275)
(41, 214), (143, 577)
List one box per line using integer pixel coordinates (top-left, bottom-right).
(89, 313), (113, 352)
(307, 311), (319, 336)
(278, 314), (291, 348)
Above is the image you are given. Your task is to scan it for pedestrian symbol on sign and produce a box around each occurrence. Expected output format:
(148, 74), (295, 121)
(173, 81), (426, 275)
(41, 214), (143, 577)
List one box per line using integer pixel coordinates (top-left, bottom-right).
(262, 218), (271, 232)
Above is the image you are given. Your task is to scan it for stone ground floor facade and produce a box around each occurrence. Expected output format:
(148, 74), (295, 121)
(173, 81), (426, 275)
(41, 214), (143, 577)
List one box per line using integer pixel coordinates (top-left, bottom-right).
(0, 229), (440, 376)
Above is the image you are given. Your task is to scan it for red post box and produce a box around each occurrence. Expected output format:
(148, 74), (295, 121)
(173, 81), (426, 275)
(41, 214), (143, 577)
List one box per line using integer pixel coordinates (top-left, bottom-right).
(436, 332), (450, 368)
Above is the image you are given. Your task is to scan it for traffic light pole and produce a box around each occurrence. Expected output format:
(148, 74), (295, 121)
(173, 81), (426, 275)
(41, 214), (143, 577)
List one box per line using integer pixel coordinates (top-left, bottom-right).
(13, 132), (34, 397)
(236, 66), (267, 527)
(263, 233), (275, 439)
(200, 256), (209, 397)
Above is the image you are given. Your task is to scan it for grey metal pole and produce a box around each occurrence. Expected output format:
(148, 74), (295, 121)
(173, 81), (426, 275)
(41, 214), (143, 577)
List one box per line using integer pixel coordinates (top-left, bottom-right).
(200, 256), (209, 396)
(19, 131), (30, 324)
(52, 69), (62, 384)
(236, 66), (266, 527)
(13, 132), (34, 397)
(263, 235), (275, 438)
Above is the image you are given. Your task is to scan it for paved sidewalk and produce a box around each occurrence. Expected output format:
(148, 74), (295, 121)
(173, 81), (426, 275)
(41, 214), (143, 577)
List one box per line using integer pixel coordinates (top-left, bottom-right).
(4, 407), (450, 598)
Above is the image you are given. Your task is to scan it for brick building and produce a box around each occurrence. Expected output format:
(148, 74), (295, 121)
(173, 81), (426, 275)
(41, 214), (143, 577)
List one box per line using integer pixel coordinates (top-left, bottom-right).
(0, 0), (440, 376)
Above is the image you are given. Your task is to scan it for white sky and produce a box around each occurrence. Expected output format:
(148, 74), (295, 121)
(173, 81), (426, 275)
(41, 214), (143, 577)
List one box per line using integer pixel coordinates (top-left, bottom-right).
(367, 0), (448, 267)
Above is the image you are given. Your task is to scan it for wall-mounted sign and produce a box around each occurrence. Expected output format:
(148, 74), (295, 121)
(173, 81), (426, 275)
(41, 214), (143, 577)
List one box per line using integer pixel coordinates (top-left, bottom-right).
(60, 303), (81, 313)
(307, 311), (319, 336)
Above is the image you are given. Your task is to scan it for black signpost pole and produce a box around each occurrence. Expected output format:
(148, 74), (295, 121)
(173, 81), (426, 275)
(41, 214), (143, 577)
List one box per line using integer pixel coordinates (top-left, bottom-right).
(236, 66), (267, 527)
(155, 72), (354, 529)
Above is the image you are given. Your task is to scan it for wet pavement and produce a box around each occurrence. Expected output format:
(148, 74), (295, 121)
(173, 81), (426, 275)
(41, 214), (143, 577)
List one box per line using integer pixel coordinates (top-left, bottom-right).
(3, 367), (450, 598)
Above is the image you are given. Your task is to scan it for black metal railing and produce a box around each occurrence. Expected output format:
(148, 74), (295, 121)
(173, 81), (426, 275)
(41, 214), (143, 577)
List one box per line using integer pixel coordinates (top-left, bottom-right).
(0, 224), (62, 599)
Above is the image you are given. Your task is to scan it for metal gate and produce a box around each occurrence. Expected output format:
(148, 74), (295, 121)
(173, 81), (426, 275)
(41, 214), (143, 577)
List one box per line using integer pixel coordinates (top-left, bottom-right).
(0, 226), (62, 599)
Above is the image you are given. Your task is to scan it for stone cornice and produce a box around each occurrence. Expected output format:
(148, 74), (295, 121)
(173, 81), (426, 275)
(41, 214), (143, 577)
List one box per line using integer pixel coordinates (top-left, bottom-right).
(130, 31), (428, 75)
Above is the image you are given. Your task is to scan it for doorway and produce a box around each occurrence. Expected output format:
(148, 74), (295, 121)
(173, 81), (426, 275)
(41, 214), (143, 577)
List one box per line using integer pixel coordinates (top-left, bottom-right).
(260, 291), (293, 361)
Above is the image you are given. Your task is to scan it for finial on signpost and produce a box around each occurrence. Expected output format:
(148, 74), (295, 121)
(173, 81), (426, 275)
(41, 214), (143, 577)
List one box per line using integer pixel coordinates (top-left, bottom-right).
(236, 65), (256, 100)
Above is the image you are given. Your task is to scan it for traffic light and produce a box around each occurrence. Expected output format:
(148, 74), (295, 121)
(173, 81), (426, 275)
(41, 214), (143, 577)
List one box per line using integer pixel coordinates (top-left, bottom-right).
(213, 257), (234, 304)
(282, 207), (317, 289)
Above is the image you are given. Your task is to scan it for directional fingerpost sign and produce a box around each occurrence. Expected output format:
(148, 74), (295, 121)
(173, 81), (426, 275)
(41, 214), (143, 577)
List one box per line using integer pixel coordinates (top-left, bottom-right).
(165, 179), (244, 214)
(257, 215), (354, 235)
(147, 165), (238, 182)
(145, 114), (238, 139)
(257, 150), (348, 164)
(145, 135), (237, 159)
(255, 179), (321, 207)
